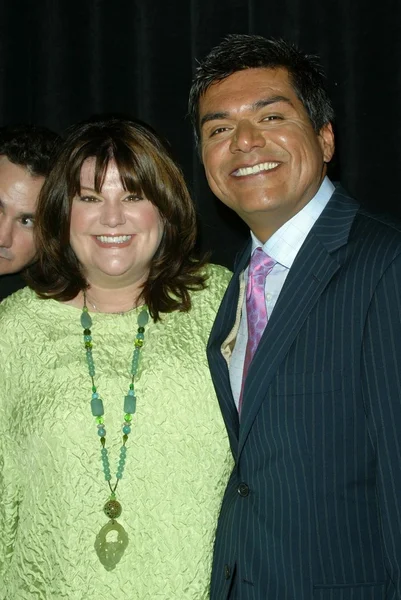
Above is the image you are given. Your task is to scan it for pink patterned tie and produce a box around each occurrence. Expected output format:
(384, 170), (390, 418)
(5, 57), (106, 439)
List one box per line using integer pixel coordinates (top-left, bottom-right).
(238, 248), (276, 413)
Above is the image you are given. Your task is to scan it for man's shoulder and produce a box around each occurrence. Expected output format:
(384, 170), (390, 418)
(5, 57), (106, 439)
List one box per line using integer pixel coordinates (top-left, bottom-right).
(356, 207), (401, 233)
(328, 185), (401, 251)
(0, 286), (37, 320)
(0, 272), (26, 302)
(353, 206), (401, 253)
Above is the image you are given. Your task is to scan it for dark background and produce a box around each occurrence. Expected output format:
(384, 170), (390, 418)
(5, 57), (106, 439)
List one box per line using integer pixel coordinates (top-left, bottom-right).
(1, 0), (400, 267)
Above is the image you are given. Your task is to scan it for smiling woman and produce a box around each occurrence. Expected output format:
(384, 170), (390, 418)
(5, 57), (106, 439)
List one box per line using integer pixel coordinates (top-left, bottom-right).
(0, 116), (233, 600)
(69, 158), (164, 293)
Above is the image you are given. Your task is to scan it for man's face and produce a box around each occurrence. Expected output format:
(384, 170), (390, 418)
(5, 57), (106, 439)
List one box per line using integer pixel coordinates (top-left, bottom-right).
(0, 157), (45, 275)
(199, 67), (335, 241)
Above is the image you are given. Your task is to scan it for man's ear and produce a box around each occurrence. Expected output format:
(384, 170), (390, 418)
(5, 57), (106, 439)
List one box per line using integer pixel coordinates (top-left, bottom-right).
(319, 122), (335, 163)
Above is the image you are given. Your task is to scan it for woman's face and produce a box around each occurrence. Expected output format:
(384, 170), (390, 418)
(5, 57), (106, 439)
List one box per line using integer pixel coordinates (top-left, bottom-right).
(70, 158), (164, 287)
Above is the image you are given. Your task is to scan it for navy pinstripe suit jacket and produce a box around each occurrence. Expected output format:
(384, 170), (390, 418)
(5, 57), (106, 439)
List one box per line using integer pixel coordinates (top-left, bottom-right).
(208, 187), (401, 600)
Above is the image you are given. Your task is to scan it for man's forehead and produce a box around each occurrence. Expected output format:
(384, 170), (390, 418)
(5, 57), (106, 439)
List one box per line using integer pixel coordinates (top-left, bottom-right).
(0, 157), (44, 213)
(199, 68), (295, 110)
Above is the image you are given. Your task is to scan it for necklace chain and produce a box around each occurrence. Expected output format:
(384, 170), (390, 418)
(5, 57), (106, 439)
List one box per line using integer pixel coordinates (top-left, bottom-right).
(81, 290), (149, 519)
(84, 293), (136, 315)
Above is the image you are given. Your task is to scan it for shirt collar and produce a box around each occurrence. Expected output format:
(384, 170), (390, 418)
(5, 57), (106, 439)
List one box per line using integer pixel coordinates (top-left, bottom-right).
(250, 177), (335, 268)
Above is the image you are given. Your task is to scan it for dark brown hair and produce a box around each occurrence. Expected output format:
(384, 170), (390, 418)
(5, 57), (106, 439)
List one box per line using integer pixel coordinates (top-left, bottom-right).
(28, 116), (207, 320)
(0, 123), (61, 176)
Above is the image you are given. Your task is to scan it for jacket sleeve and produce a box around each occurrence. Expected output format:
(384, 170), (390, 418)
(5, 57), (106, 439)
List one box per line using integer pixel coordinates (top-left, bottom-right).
(362, 253), (401, 598)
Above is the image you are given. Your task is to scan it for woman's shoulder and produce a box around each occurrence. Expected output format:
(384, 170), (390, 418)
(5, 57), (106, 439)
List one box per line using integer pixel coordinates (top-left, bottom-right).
(203, 262), (232, 289)
(188, 263), (231, 315)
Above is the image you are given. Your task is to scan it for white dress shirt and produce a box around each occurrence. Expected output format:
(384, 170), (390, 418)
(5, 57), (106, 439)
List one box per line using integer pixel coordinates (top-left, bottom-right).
(229, 177), (335, 409)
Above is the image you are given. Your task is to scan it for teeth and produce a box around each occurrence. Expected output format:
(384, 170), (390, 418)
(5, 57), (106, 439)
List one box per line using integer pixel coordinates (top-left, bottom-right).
(234, 162), (279, 176)
(96, 235), (132, 244)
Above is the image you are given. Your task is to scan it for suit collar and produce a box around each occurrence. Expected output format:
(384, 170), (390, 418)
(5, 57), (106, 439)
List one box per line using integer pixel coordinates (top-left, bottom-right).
(311, 185), (359, 253)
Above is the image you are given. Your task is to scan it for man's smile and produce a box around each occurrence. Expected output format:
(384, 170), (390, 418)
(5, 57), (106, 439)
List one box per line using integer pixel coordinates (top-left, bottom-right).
(232, 161), (281, 177)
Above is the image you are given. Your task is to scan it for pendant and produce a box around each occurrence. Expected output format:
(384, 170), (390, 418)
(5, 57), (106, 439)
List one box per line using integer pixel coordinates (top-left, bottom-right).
(94, 499), (128, 571)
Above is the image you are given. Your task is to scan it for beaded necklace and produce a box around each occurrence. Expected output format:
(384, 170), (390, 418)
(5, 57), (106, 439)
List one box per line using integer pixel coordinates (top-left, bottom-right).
(80, 291), (149, 571)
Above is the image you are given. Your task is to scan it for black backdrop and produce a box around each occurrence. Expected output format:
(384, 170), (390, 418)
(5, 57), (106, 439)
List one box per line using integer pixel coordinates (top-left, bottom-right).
(1, 0), (400, 267)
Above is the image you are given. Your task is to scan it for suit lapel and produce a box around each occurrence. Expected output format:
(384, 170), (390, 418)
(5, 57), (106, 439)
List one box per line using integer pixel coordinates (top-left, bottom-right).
(238, 188), (360, 456)
(208, 243), (252, 455)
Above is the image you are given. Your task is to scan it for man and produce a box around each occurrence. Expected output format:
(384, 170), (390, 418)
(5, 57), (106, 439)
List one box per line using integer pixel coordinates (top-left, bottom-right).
(189, 35), (401, 599)
(0, 124), (59, 301)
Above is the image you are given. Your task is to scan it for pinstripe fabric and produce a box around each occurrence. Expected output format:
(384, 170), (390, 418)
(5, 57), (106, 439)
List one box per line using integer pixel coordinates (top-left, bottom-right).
(208, 187), (401, 600)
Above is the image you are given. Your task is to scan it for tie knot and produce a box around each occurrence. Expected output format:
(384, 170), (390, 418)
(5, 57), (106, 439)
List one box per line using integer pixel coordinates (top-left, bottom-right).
(249, 247), (276, 277)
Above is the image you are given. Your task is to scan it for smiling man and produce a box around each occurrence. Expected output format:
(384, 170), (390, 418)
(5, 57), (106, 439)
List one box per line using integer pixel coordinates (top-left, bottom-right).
(0, 124), (60, 301)
(189, 35), (401, 600)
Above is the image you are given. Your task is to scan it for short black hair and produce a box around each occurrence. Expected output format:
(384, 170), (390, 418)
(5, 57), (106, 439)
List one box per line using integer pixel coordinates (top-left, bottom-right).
(0, 124), (60, 177)
(189, 34), (334, 145)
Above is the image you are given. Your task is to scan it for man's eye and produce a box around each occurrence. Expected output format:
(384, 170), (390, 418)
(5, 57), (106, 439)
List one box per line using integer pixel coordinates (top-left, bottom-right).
(210, 126), (229, 137)
(262, 115), (282, 122)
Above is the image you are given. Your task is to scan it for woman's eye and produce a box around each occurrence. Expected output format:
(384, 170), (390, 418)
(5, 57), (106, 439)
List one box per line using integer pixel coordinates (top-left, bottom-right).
(125, 194), (143, 201)
(79, 196), (99, 203)
(20, 216), (35, 227)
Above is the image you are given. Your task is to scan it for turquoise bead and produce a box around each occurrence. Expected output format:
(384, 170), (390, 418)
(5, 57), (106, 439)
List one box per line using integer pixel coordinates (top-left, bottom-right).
(136, 332), (144, 340)
(98, 428), (106, 436)
(124, 394), (136, 414)
(122, 425), (131, 435)
(91, 397), (104, 416)
(80, 311), (92, 329)
(137, 310), (149, 327)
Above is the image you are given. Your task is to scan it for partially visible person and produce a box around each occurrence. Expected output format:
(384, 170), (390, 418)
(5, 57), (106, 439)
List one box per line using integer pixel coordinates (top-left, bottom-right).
(0, 116), (233, 599)
(189, 34), (401, 599)
(0, 124), (60, 301)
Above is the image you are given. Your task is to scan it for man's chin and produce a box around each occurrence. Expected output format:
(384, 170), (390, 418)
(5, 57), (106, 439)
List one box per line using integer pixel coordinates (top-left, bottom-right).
(0, 262), (23, 276)
(0, 255), (37, 276)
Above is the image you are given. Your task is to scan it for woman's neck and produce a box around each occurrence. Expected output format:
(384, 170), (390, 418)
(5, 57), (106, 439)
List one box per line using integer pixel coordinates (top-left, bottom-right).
(66, 278), (147, 313)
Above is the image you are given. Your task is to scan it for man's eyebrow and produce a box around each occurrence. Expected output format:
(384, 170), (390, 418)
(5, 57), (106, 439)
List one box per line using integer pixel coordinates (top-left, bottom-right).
(0, 198), (35, 220)
(200, 95), (294, 129)
(253, 95), (293, 110)
(200, 111), (230, 129)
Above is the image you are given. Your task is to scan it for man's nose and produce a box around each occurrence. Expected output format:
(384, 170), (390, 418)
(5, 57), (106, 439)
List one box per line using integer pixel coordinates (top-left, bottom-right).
(0, 215), (13, 248)
(229, 120), (266, 153)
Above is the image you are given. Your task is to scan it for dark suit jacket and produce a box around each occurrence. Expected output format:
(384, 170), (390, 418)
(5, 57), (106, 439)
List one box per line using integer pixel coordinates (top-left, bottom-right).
(0, 272), (25, 302)
(208, 187), (401, 600)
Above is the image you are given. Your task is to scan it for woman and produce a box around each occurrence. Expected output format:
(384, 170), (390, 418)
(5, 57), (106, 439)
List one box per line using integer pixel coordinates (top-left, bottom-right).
(0, 117), (233, 599)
